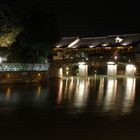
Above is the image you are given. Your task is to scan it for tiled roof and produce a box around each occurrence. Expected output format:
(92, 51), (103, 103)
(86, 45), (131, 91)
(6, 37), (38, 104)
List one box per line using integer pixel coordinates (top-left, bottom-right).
(55, 33), (140, 48)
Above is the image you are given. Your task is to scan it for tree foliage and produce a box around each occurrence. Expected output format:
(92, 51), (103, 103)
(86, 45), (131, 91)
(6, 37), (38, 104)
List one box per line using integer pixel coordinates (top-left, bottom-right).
(7, 6), (60, 63)
(0, 4), (22, 47)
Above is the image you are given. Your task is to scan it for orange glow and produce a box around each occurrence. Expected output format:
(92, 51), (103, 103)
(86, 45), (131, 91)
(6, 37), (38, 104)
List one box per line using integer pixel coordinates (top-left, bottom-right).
(7, 73), (10, 78)
(6, 87), (11, 100)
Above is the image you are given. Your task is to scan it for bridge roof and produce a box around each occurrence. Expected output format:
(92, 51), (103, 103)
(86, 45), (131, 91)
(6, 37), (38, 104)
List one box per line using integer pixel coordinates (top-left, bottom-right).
(55, 33), (140, 48)
(55, 37), (79, 48)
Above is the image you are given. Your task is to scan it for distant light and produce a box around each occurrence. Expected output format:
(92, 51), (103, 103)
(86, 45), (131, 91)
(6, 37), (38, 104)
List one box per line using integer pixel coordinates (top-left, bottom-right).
(102, 43), (108, 46)
(107, 64), (117, 76)
(114, 56), (118, 60)
(66, 71), (69, 75)
(0, 57), (6, 63)
(56, 45), (61, 48)
(107, 61), (115, 65)
(78, 62), (86, 65)
(125, 64), (136, 76)
(122, 42), (128, 46)
(7, 73), (10, 78)
(45, 60), (48, 63)
(66, 67), (69, 70)
(126, 64), (136, 71)
(89, 45), (95, 48)
(59, 68), (63, 78)
(72, 46), (77, 48)
(68, 38), (80, 48)
(0, 57), (2, 63)
(115, 36), (123, 43)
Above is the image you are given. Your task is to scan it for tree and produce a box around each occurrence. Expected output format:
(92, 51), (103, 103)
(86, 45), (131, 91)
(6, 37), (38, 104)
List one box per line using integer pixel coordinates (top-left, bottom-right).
(8, 6), (60, 63)
(0, 4), (22, 47)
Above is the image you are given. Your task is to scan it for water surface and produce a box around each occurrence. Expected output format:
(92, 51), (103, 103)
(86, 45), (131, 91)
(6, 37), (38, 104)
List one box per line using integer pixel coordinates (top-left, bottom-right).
(0, 76), (140, 139)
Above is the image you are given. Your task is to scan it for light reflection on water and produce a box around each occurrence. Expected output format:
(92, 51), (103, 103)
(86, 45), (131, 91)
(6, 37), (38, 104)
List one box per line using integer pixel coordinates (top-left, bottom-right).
(0, 77), (137, 119)
(56, 77), (136, 117)
(103, 78), (117, 112)
(74, 78), (89, 108)
(122, 77), (136, 114)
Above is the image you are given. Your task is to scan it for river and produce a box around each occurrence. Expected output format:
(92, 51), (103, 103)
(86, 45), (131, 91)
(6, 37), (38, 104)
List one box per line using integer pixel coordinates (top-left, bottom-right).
(0, 76), (140, 139)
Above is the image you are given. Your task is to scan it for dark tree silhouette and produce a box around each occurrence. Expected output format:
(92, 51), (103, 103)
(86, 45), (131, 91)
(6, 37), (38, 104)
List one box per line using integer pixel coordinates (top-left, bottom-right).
(8, 6), (60, 63)
(0, 4), (22, 47)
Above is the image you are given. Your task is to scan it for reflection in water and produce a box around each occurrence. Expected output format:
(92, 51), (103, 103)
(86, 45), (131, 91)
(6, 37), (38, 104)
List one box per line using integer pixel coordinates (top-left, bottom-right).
(6, 87), (11, 101)
(56, 77), (137, 116)
(59, 68), (63, 78)
(0, 86), (19, 106)
(74, 78), (89, 108)
(57, 79), (63, 104)
(97, 77), (104, 105)
(104, 78), (117, 112)
(36, 85), (41, 99)
(122, 77), (136, 114)
(0, 76), (138, 119)
(57, 78), (89, 110)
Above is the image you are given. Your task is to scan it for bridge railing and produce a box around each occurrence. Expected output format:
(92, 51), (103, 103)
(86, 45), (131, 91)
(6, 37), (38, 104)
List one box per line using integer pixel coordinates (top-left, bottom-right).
(0, 63), (49, 72)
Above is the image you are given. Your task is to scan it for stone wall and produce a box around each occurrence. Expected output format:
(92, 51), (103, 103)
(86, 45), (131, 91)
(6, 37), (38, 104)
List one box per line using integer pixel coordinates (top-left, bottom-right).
(0, 72), (49, 84)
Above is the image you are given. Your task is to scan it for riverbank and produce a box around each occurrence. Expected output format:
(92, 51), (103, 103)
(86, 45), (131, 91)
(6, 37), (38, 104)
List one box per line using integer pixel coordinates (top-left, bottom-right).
(0, 72), (48, 84)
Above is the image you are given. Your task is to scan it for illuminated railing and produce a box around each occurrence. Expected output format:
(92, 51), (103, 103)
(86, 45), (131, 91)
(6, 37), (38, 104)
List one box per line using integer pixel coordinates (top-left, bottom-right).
(0, 63), (49, 72)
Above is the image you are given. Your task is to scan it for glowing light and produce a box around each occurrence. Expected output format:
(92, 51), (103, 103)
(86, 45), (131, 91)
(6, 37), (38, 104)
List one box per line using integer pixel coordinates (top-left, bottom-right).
(74, 79), (89, 108)
(78, 64), (88, 77)
(66, 67), (69, 70)
(97, 78), (104, 105)
(125, 64), (136, 76)
(59, 68), (63, 78)
(57, 79), (63, 104)
(89, 45), (95, 48)
(6, 87), (11, 100)
(114, 56), (118, 60)
(122, 42), (128, 46)
(72, 46), (77, 48)
(36, 85), (41, 98)
(102, 43), (108, 46)
(68, 38), (80, 48)
(7, 73), (10, 78)
(45, 60), (48, 63)
(0, 57), (2, 63)
(69, 77), (74, 94)
(107, 63), (117, 76)
(66, 71), (69, 75)
(0, 57), (6, 63)
(107, 61), (115, 65)
(104, 78), (117, 112)
(115, 36), (123, 43)
(78, 62), (86, 65)
(56, 45), (61, 48)
(38, 73), (41, 76)
(122, 77), (136, 114)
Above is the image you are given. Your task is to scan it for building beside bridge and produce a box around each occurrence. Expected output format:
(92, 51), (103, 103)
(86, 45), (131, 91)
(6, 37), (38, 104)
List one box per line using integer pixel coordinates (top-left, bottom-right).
(52, 33), (140, 77)
(53, 33), (140, 63)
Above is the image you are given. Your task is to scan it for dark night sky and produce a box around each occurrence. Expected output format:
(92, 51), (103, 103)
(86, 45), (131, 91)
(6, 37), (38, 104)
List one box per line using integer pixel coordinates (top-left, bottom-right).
(1, 0), (140, 37)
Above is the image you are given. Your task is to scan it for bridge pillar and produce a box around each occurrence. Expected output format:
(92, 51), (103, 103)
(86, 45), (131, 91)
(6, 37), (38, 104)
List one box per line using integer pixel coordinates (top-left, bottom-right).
(107, 62), (117, 76)
(78, 62), (88, 77)
(125, 64), (136, 76)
